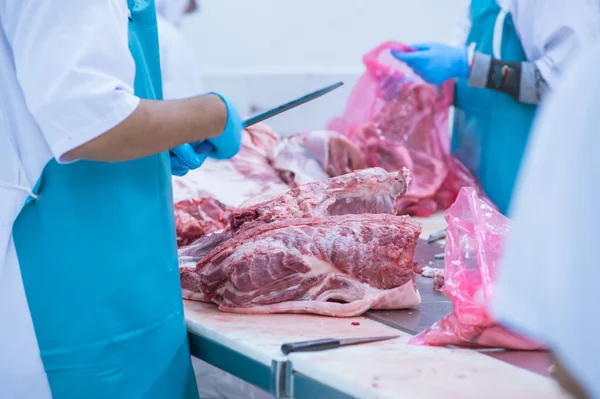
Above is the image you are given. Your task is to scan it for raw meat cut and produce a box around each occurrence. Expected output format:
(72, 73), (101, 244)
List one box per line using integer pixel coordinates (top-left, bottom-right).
(328, 41), (486, 216)
(174, 198), (233, 247)
(268, 130), (365, 187)
(179, 230), (232, 266)
(178, 167), (411, 266)
(172, 123), (289, 207)
(180, 214), (423, 316)
(230, 167), (410, 232)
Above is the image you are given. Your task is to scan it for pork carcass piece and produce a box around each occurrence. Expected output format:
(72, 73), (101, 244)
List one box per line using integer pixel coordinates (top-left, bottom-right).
(172, 123), (289, 206)
(230, 167), (410, 231)
(178, 167), (411, 265)
(268, 130), (366, 187)
(180, 214), (422, 316)
(174, 198), (234, 247)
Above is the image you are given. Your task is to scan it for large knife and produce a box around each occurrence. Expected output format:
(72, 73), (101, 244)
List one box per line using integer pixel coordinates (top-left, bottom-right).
(191, 81), (344, 154)
(281, 335), (400, 355)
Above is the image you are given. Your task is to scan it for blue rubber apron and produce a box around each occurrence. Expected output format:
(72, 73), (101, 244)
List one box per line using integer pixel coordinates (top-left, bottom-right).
(12, 1), (198, 398)
(452, 0), (537, 215)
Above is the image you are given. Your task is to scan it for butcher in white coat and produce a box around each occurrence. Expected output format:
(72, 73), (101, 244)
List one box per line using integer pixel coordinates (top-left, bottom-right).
(0, 0), (242, 397)
(493, 39), (600, 398)
(393, 0), (600, 216)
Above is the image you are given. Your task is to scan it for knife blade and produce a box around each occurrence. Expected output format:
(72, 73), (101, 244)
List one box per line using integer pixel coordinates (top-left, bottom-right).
(281, 335), (400, 355)
(189, 81), (344, 155)
(242, 81), (344, 128)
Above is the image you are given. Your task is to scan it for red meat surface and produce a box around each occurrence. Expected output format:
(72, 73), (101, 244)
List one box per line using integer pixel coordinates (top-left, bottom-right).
(174, 198), (234, 247)
(181, 214), (422, 316)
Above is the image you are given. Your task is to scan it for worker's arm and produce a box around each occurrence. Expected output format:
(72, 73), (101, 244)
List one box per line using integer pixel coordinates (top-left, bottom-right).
(468, 0), (600, 105)
(393, 44), (547, 104)
(2, 1), (239, 166)
(467, 52), (547, 104)
(394, 1), (600, 104)
(63, 94), (226, 162)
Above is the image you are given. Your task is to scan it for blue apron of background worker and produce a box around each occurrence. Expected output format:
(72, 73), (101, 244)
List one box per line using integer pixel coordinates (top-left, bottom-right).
(9, 1), (199, 397)
(393, 0), (597, 215)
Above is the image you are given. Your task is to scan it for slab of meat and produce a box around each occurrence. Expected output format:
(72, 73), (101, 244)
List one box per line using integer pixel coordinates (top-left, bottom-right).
(268, 130), (365, 187)
(174, 198), (234, 247)
(230, 167), (410, 232)
(172, 123), (289, 207)
(180, 214), (422, 316)
(178, 167), (411, 266)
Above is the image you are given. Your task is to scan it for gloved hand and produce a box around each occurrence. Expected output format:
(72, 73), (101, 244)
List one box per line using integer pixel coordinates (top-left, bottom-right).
(392, 43), (469, 85)
(169, 93), (242, 175)
(169, 144), (207, 177)
(205, 93), (243, 160)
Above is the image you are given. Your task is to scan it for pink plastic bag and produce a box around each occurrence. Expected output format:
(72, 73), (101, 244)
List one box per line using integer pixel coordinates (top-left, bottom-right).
(410, 187), (543, 349)
(328, 41), (485, 216)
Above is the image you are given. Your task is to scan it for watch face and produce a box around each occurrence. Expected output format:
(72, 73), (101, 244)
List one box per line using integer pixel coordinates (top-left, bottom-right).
(492, 64), (514, 88)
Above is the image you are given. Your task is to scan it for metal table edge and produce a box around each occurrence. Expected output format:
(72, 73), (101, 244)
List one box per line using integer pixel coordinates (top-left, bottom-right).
(188, 328), (365, 399)
(292, 371), (360, 399)
(187, 329), (275, 395)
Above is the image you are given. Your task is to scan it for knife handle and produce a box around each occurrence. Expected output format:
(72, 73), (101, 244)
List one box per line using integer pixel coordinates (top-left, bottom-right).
(281, 338), (341, 355)
(169, 141), (215, 159)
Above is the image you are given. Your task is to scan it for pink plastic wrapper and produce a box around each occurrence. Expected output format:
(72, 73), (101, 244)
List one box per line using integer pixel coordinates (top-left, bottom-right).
(328, 41), (486, 216)
(410, 187), (543, 349)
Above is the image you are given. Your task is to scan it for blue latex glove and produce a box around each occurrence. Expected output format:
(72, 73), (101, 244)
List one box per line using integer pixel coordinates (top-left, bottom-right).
(205, 93), (243, 160)
(169, 144), (207, 176)
(392, 43), (469, 85)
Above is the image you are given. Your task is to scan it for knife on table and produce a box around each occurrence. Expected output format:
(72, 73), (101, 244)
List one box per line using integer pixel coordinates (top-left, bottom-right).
(281, 335), (400, 355)
(188, 81), (345, 154)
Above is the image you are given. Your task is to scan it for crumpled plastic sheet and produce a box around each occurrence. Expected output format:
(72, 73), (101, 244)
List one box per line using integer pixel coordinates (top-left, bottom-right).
(409, 187), (544, 349)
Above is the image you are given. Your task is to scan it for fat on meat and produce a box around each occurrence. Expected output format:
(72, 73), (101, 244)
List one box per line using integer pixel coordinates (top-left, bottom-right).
(230, 167), (411, 231)
(179, 167), (411, 264)
(268, 130), (366, 187)
(180, 214), (422, 316)
(172, 123), (289, 207)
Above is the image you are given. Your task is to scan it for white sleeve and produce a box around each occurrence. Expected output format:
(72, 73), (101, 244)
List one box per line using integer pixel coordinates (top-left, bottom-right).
(492, 46), (600, 398)
(2, 0), (140, 161)
(511, 0), (600, 88)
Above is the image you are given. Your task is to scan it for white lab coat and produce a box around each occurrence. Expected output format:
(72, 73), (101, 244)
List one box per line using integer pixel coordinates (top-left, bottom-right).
(452, 0), (600, 88)
(493, 44), (600, 398)
(0, 1), (139, 397)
